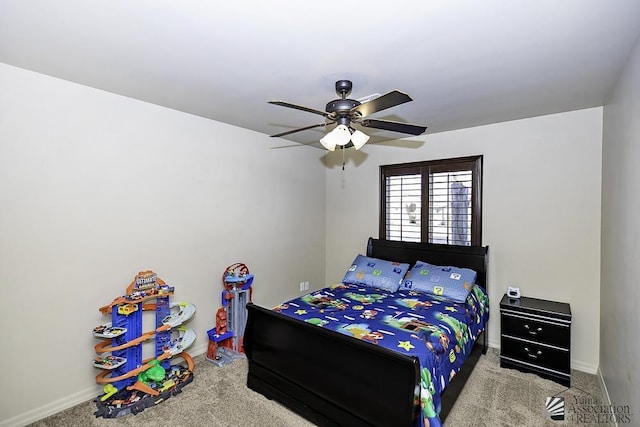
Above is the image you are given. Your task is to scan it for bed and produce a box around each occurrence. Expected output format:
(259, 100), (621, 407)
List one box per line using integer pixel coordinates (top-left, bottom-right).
(243, 237), (489, 427)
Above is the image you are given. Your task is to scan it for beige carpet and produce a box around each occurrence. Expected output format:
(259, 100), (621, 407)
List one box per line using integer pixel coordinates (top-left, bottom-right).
(29, 349), (603, 427)
(445, 349), (604, 427)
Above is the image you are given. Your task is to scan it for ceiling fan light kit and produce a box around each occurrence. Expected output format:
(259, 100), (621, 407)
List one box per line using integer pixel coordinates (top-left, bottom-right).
(320, 125), (349, 151)
(269, 80), (427, 151)
(319, 125), (370, 151)
(349, 129), (370, 150)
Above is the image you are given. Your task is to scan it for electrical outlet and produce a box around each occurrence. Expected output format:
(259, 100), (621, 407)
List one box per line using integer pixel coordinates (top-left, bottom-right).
(299, 282), (305, 292)
(305, 281), (310, 290)
(299, 281), (310, 292)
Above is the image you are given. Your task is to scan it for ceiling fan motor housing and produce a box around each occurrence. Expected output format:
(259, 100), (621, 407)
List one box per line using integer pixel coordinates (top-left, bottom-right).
(325, 98), (360, 116)
(326, 80), (363, 121)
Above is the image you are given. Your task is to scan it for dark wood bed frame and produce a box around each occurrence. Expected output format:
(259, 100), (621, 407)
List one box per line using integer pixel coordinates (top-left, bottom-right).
(244, 238), (489, 427)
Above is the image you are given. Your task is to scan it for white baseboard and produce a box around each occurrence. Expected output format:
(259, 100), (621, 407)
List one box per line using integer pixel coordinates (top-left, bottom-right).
(571, 359), (598, 375)
(0, 343), (208, 427)
(597, 366), (618, 427)
(0, 386), (99, 427)
(188, 341), (209, 357)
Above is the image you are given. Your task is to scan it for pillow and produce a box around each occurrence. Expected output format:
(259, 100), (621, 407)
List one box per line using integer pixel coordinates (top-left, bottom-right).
(401, 261), (477, 302)
(342, 254), (410, 293)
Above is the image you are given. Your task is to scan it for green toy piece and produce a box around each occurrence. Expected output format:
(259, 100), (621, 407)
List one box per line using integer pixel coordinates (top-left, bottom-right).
(137, 359), (166, 384)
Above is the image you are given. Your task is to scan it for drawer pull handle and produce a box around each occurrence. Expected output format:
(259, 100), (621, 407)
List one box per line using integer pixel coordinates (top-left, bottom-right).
(524, 324), (543, 335)
(524, 347), (543, 359)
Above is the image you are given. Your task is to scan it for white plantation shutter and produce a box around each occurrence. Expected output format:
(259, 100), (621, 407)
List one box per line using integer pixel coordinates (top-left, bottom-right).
(385, 173), (421, 242)
(380, 156), (482, 245)
(428, 170), (472, 245)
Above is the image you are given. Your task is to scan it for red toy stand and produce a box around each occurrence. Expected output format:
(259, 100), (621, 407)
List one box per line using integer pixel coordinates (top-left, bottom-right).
(206, 263), (253, 366)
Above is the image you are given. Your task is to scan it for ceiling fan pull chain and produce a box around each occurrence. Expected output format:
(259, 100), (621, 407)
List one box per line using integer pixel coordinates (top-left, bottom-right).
(342, 148), (345, 170)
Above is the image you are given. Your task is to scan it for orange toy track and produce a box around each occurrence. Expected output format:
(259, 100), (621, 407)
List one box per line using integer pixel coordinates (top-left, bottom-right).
(99, 295), (170, 315)
(95, 351), (194, 384)
(94, 323), (171, 353)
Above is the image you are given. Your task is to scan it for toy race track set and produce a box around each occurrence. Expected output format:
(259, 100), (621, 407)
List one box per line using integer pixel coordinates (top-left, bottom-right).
(92, 271), (196, 418)
(206, 263), (253, 366)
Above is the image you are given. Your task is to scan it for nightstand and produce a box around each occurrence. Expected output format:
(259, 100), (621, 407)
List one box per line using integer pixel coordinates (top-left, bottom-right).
(499, 294), (571, 387)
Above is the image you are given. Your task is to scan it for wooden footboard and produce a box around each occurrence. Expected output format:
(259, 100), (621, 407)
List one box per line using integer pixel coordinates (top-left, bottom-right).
(243, 238), (489, 427)
(244, 303), (421, 427)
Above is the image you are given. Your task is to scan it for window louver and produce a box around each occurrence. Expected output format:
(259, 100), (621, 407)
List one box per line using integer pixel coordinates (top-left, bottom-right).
(385, 174), (421, 242)
(428, 170), (472, 245)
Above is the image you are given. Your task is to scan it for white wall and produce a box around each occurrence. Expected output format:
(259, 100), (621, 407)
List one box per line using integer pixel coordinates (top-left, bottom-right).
(601, 35), (640, 414)
(325, 108), (602, 373)
(0, 63), (326, 426)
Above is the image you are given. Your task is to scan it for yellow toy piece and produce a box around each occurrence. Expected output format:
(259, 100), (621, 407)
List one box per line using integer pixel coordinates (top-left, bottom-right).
(118, 303), (139, 315)
(100, 384), (118, 401)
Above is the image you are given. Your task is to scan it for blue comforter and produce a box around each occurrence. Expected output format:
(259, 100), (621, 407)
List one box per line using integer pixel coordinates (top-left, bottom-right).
(274, 283), (489, 427)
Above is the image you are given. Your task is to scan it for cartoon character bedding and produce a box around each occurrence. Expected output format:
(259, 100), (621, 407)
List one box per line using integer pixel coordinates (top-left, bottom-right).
(273, 254), (490, 427)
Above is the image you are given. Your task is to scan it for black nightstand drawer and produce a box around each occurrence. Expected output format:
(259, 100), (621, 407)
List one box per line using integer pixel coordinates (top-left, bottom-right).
(500, 336), (570, 374)
(499, 294), (571, 386)
(501, 311), (570, 348)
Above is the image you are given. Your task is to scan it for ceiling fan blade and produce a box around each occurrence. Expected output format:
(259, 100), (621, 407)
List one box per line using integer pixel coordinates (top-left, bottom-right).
(360, 118), (427, 136)
(270, 122), (328, 138)
(270, 141), (326, 150)
(269, 101), (330, 117)
(350, 90), (412, 117)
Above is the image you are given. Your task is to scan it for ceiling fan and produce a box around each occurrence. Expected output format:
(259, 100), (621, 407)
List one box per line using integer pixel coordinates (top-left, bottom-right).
(269, 80), (428, 151)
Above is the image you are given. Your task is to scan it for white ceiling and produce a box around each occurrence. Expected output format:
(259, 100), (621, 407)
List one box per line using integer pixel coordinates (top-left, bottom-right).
(1, 0), (639, 148)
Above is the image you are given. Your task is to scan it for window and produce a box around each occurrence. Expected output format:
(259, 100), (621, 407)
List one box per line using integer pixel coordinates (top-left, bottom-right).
(379, 156), (482, 245)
